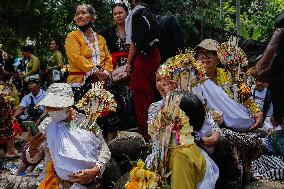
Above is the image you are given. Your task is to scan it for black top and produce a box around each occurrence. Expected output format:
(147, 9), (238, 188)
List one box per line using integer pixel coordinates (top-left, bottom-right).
(99, 25), (129, 67)
(99, 25), (128, 54)
(131, 5), (159, 54)
(156, 15), (185, 63)
(0, 55), (4, 68)
(269, 32), (284, 122)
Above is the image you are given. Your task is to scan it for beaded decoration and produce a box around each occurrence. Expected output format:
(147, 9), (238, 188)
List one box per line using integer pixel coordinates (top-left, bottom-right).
(76, 81), (117, 130)
(217, 38), (260, 114)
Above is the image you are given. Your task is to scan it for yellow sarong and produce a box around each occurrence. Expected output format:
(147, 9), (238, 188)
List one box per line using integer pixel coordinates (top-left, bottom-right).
(38, 161), (61, 189)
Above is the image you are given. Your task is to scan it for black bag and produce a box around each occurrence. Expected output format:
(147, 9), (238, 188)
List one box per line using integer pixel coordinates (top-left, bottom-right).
(98, 85), (137, 133)
(27, 96), (43, 121)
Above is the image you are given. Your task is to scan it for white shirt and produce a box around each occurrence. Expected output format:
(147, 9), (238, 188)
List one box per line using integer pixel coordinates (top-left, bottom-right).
(20, 89), (46, 112)
(251, 86), (273, 116)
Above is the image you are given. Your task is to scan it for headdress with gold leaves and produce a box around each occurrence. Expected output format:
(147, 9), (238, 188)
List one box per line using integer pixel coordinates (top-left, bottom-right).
(217, 38), (260, 114)
(157, 51), (207, 91)
(217, 37), (248, 68)
(76, 81), (117, 130)
(145, 93), (195, 186)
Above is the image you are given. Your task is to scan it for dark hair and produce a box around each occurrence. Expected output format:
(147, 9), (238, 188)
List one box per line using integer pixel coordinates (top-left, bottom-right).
(141, 0), (154, 5)
(27, 78), (40, 85)
(51, 38), (61, 47)
(76, 4), (97, 18)
(177, 92), (210, 153)
(178, 92), (205, 132)
(21, 45), (34, 54)
(112, 3), (128, 13)
(275, 13), (284, 28)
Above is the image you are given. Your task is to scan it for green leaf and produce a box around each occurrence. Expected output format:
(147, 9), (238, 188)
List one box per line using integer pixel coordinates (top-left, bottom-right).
(240, 26), (250, 39)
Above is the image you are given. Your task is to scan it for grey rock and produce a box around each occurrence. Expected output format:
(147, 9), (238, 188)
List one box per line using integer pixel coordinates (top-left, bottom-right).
(101, 158), (122, 189)
(114, 172), (130, 189)
(108, 131), (146, 161)
(245, 180), (284, 189)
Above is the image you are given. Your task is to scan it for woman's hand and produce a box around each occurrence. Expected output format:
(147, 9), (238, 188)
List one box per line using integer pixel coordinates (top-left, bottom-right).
(68, 166), (100, 185)
(95, 71), (108, 81)
(202, 131), (220, 147)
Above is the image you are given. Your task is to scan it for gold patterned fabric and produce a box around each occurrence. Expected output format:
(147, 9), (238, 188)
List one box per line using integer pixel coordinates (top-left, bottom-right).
(65, 30), (112, 85)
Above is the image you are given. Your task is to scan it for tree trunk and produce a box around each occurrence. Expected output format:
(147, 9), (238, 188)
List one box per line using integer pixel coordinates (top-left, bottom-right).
(261, 0), (267, 11)
(220, 0), (224, 21)
(236, 0), (241, 35)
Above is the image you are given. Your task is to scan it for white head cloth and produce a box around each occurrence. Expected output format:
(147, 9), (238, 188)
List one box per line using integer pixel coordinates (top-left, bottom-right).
(125, 4), (145, 44)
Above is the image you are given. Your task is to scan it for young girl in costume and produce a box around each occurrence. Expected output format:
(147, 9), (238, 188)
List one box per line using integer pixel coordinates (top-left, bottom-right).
(143, 92), (219, 189)
(126, 53), (219, 189)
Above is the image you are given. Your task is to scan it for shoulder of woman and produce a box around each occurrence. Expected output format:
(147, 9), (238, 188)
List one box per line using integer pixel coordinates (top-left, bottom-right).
(66, 30), (83, 40)
(55, 51), (63, 56)
(96, 34), (107, 44)
(32, 55), (40, 62)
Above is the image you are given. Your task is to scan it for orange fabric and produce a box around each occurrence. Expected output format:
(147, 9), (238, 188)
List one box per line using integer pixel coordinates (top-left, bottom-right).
(38, 161), (61, 189)
(65, 30), (113, 85)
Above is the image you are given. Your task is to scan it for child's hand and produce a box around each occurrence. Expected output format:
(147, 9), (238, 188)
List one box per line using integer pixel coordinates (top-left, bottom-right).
(28, 128), (45, 150)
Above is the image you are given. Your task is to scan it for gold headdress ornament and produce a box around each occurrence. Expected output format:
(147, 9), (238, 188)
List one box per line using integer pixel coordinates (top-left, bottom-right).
(157, 51), (207, 91)
(145, 93), (195, 187)
(217, 37), (248, 68)
(217, 37), (260, 114)
(76, 81), (117, 130)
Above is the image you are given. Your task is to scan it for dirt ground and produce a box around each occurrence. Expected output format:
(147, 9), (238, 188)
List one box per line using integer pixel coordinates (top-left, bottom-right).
(1, 132), (284, 189)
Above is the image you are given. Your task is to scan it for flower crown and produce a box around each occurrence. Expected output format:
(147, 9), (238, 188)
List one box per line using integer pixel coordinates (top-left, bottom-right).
(157, 52), (207, 91)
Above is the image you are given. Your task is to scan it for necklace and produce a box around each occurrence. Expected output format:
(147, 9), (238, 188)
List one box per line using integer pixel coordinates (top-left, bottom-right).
(81, 30), (101, 66)
(115, 27), (127, 52)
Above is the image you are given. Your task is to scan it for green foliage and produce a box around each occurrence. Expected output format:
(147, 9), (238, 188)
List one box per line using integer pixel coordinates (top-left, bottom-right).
(1, 0), (283, 58)
(0, 0), (112, 60)
(222, 0), (284, 42)
(153, 0), (221, 47)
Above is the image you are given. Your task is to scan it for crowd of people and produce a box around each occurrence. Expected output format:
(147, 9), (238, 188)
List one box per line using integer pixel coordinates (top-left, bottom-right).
(0, 0), (283, 188)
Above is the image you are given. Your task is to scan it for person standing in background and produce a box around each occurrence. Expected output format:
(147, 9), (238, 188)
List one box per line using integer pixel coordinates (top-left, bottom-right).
(65, 4), (112, 102)
(126, 0), (160, 141)
(19, 45), (40, 82)
(45, 38), (64, 85)
(156, 15), (185, 63)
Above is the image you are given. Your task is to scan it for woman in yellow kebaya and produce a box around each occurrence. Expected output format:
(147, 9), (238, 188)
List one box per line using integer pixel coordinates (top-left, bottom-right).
(65, 4), (112, 102)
